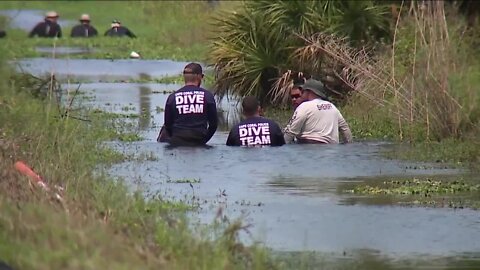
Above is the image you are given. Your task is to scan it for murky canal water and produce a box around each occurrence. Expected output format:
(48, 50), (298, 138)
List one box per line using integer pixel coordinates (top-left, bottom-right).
(0, 9), (74, 31)
(14, 58), (190, 81)
(16, 58), (480, 269)
(35, 46), (97, 55)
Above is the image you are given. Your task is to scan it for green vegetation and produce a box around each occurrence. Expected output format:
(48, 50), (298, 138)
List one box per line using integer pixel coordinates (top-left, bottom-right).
(0, 1), (238, 61)
(348, 177), (480, 210)
(117, 132), (143, 142)
(350, 178), (480, 196)
(167, 178), (202, 184)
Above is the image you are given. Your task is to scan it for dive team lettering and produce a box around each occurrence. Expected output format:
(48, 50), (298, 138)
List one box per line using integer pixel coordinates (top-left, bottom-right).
(175, 91), (205, 114)
(239, 122), (271, 146)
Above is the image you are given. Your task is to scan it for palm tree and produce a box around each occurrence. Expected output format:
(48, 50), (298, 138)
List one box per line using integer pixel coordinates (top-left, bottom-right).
(209, 9), (289, 104)
(209, 0), (392, 106)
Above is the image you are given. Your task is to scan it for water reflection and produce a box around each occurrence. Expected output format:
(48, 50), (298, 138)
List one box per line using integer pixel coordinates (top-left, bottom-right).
(138, 86), (151, 130)
(0, 9), (74, 31)
(36, 46), (97, 55)
(15, 58), (190, 82)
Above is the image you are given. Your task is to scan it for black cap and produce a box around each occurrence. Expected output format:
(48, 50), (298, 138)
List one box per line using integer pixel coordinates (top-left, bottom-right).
(183, 63), (203, 75)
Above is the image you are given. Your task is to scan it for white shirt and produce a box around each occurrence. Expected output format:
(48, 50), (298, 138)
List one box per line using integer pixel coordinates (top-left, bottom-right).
(284, 99), (353, 144)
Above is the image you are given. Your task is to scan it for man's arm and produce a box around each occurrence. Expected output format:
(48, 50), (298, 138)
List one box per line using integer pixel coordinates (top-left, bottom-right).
(272, 122), (285, 146)
(57, 26), (62, 38)
(126, 28), (136, 38)
(283, 106), (307, 143)
(29, 24), (40, 37)
(338, 112), (353, 143)
(164, 94), (175, 136)
(205, 93), (218, 142)
(226, 128), (238, 146)
(91, 26), (98, 36)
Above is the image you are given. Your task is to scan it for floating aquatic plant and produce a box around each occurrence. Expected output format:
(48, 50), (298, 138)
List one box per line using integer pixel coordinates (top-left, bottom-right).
(351, 178), (480, 196)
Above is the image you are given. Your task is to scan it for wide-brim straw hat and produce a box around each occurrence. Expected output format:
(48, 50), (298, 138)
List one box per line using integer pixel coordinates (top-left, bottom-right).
(45, 11), (59, 18)
(80, 14), (90, 21)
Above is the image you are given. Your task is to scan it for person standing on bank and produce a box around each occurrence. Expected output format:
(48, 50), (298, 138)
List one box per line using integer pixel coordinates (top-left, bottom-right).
(71, 14), (98, 38)
(29, 11), (62, 38)
(163, 63), (218, 146)
(104, 19), (136, 38)
(284, 79), (353, 144)
(227, 96), (285, 147)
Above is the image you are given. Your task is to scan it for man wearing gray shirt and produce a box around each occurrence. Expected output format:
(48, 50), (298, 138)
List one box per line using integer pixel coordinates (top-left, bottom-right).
(284, 79), (353, 144)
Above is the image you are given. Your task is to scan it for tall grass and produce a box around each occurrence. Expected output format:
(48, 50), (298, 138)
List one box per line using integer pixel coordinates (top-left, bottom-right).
(274, 2), (479, 143)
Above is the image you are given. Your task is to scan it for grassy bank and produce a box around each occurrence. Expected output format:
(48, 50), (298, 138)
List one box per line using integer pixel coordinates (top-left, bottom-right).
(0, 1), (239, 61)
(0, 60), (276, 269)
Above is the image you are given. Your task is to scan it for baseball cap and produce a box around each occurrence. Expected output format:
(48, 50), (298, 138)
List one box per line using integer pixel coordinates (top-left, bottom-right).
(183, 63), (203, 75)
(302, 79), (327, 99)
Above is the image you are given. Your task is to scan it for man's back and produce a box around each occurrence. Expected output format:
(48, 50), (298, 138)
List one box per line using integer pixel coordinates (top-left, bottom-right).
(29, 21), (62, 38)
(71, 24), (98, 37)
(104, 26), (135, 38)
(227, 116), (285, 147)
(286, 99), (348, 144)
(164, 85), (217, 145)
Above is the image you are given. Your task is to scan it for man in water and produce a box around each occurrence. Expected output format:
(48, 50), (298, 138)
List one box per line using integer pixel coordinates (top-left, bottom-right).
(163, 63), (218, 146)
(29, 11), (62, 38)
(71, 14), (98, 38)
(290, 81), (304, 109)
(227, 96), (285, 147)
(284, 79), (353, 144)
(104, 19), (136, 38)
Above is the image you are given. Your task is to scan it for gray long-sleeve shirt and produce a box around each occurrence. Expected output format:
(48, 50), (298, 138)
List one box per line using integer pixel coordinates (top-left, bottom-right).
(284, 98), (353, 144)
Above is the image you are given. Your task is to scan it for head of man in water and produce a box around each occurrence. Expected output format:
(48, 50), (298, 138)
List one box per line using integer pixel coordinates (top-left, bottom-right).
(183, 63), (204, 87)
(111, 19), (121, 28)
(290, 82), (304, 109)
(242, 96), (261, 118)
(45, 11), (59, 23)
(80, 14), (91, 25)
